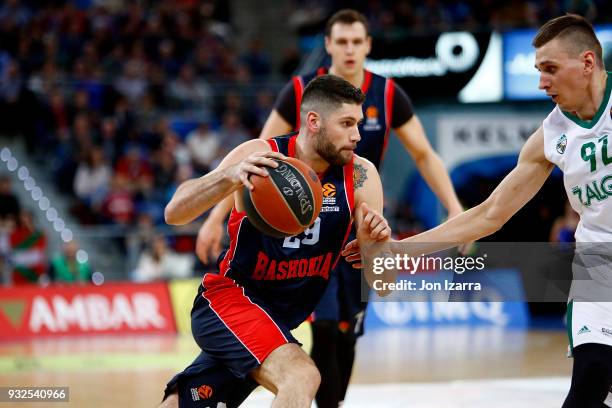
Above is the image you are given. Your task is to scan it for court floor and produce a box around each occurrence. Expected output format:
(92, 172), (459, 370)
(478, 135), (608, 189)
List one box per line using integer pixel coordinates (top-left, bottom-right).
(0, 327), (572, 407)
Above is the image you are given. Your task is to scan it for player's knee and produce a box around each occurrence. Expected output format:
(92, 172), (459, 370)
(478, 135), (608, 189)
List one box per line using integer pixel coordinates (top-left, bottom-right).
(281, 358), (321, 397)
(299, 361), (321, 397)
(158, 390), (178, 408)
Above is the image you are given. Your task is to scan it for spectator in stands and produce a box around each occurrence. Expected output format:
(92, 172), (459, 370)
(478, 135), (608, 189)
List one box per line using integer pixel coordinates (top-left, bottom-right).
(45, 88), (70, 141)
(240, 38), (271, 78)
(10, 209), (47, 285)
(114, 59), (148, 105)
(50, 240), (91, 284)
(160, 131), (191, 167)
(168, 63), (213, 113)
(73, 145), (111, 223)
(114, 144), (154, 196)
(126, 212), (156, 271)
(217, 111), (250, 151)
(71, 113), (96, 164)
(191, 39), (217, 77)
(0, 175), (20, 226)
(185, 122), (221, 173)
(100, 175), (135, 225)
(152, 146), (178, 198)
(132, 234), (194, 282)
(157, 39), (181, 78)
(99, 116), (122, 165)
(253, 89), (275, 134)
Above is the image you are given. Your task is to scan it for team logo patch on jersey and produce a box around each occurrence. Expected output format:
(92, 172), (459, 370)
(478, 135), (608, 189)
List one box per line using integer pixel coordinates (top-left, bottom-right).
(322, 183), (337, 209)
(577, 325), (591, 335)
(322, 183), (336, 197)
(556, 134), (567, 154)
(190, 384), (213, 401)
(363, 105), (381, 131)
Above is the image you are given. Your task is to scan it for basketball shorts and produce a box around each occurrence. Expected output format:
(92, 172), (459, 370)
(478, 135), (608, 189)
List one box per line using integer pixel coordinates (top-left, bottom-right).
(163, 351), (258, 408)
(567, 249), (612, 352)
(164, 273), (299, 406)
(567, 301), (612, 352)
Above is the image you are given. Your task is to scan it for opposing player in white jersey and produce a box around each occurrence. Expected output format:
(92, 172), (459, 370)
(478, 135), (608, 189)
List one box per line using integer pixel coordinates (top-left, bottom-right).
(345, 14), (611, 407)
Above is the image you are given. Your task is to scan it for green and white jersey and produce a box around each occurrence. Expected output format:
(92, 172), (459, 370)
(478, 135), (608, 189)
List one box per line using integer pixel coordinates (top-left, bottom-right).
(543, 74), (612, 243)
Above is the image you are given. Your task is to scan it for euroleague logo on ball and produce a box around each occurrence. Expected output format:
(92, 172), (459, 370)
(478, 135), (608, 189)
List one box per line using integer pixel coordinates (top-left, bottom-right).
(274, 163), (313, 215)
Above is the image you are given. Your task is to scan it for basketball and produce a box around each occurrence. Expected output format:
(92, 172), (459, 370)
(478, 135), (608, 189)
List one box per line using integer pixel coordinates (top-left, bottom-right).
(239, 157), (323, 238)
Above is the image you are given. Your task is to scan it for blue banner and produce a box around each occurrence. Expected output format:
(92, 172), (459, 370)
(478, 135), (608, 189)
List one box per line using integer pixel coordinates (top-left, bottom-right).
(503, 25), (612, 101)
(364, 269), (529, 329)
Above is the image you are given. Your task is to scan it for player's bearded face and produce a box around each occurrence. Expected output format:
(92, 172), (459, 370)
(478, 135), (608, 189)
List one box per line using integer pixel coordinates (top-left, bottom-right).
(314, 123), (352, 166)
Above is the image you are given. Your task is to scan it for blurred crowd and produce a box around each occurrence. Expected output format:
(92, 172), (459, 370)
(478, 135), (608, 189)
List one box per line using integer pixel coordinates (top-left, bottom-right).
(290, 0), (610, 43)
(0, 0), (282, 230)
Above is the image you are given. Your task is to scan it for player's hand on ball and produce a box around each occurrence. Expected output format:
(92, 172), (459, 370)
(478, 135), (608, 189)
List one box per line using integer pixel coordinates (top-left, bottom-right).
(196, 217), (224, 264)
(229, 151), (287, 190)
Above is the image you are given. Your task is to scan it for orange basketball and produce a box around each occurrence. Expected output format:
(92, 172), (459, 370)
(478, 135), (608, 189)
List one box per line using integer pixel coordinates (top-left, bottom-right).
(239, 157), (323, 238)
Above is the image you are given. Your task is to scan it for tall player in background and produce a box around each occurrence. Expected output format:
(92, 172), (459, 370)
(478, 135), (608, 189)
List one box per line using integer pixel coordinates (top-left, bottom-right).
(346, 14), (612, 408)
(195, 9), (464, 407)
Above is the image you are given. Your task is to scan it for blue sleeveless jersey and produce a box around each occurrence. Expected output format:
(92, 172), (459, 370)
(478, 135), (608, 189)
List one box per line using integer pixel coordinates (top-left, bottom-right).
(293, 67), (394, 169)
(208, 134), (354, 329)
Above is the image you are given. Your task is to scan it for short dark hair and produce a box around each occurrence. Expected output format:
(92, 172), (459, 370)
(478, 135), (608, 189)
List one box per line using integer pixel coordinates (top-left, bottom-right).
(300, 75), (365, 121)
(325, 9), (370, 37)
(532, 14), (603, 67)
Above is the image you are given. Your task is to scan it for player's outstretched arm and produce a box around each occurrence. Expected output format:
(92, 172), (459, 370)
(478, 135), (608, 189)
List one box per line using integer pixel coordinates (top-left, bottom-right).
(396, 127), (553, 252)
(344, 127), (554, 259)
(165, 139), (285, 225)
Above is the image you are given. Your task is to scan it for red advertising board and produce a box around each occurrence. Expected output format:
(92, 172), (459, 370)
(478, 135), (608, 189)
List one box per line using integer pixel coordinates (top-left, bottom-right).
(0, 282), (176, 339)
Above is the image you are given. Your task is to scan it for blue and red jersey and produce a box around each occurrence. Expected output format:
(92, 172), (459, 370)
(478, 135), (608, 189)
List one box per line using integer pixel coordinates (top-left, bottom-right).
(274, 67), (414, 169)
(203, 134), (354, 329)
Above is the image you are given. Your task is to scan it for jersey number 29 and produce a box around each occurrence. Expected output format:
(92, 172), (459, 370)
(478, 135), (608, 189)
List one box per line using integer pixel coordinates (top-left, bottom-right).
(282, 217), (321, 248)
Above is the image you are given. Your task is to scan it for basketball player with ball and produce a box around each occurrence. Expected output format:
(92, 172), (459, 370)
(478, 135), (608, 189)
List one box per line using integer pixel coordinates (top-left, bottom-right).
(160, 75), (391, 408)
(196, 10), (464, 407)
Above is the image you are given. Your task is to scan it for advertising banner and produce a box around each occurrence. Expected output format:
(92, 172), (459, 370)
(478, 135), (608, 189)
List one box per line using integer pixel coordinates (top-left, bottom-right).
(363, 31), (503, 102)
(168, 278), (201, 335)
(503, 25), (612, 100)
(0, 282), (176, 340)
(437, 113), (542, 171)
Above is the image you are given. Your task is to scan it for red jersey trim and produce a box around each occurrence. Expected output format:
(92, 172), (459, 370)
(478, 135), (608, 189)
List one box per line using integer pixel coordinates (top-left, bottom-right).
(267, 139), (279, 152)
(288, 135), (297, 158)
(217, 209), (247, 277)
(361, 70), (373, 95)
(381, 78), (395, 164)
(292, 76), (304, 131)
